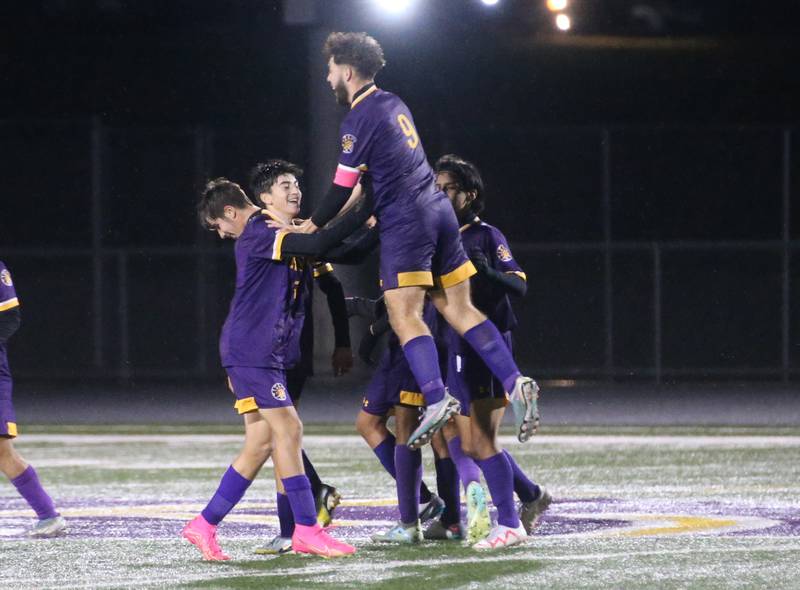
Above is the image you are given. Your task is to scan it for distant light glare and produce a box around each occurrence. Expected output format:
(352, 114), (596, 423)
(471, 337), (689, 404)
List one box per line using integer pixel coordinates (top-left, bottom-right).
(546, 0), (568, 11)
(481, 0), (500, 5)
(374, 0), (413, 13)
(555, 13), (571, 31)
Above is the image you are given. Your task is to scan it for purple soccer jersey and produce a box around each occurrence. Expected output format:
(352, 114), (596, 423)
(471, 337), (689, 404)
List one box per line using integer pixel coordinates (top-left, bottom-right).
(331, 84), (474, 290)
(445, 219), (526, 412)
(0, 260), (20, 437)
(219, 211), (312, 370)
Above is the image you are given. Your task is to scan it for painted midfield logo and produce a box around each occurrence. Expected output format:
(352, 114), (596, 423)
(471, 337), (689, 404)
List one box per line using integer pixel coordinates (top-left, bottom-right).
(0, 270), (12, 287)
(271, 383), (288, 401)
(341, 134), (357, 154)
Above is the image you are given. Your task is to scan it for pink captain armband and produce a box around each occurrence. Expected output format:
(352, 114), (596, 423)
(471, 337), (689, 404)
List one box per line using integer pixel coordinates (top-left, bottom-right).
(333, 164), (361, 188)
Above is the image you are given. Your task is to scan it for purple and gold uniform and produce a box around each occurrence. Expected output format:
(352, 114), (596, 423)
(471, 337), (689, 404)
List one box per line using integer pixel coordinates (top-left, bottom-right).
(221, 211), (312, 414)
(361, 302), (444, 415)
(0, 261), (20, 437)
(445, 218), (526, 415)
(332, 84), (475, 291)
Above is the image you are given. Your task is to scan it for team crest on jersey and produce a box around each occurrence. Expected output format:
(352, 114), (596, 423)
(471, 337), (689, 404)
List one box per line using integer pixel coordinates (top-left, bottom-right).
(271, 383), (288, 401)
(0, 270), (11, 287)
(496, 244), (513, 262)
(341, 134), (357, 154)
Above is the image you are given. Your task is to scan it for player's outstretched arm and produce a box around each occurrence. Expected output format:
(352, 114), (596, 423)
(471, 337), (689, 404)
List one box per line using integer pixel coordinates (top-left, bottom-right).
(316, 270), (353, 376)
(278, 199), (372, 258)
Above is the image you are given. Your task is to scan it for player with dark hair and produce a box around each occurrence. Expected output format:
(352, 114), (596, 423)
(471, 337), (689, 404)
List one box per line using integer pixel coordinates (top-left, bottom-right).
(286, 32), (540, 461)
(434, 155), (551, 549)
(182, 179), (371, 560)
(0, 261), (66, 538)
(248, 159), (352, 554)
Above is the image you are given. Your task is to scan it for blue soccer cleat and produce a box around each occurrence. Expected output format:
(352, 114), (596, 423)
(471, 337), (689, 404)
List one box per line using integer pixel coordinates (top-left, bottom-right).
(407, 392), (460, 450)
(372, 520), (423, 544)
(510, 376), (540, 443)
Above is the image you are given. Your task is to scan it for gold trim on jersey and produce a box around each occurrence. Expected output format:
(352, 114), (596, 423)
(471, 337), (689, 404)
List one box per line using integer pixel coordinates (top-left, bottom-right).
(436, 260), (477, 290)
(397, 271), (434, 288)
(0, 297), (19, 312)
(351, 85), (378, 109)
(399, 391), (425, 407)
(6, 422), (18, 437)
(507, 270), (527, 281)
(234, 397), (259, 415)
(272, 229), (288, 260)
(459, 217), (480, 233)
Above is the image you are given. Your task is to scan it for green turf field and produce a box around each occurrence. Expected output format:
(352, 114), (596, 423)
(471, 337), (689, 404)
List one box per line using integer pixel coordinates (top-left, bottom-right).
(1, 426), (798, 589)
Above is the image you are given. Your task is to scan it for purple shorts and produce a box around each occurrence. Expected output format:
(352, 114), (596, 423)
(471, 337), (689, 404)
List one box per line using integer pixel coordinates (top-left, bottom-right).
(379, 191), (476, 291)
(225, 366), (293, 414)
(361, 345), (424, 416)
(0, 385), (17, 438)
(446, 332), (512, 417)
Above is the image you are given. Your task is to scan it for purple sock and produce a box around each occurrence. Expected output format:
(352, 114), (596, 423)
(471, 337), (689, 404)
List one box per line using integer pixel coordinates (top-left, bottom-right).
(373, 434), (433, 503)
(395, 444), (421, 524)
(282, 474), (317, 526)
(402, 335), (446, 405)
(11, 466), (58, 520)
(276, 492), (295, 537)
(476, 452), (519, 528)
(463, 320), (521, 394)
(201, 465), (252, 525)
(504, 450), (540, 503)
(447, 436), (481, 490)
(434, 457), (461, 526)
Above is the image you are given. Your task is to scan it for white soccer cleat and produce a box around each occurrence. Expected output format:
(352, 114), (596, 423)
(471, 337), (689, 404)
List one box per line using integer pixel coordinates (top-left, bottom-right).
(510, 376), (540, 443)
(407, 392), (461, 450)
(472, 523), (528, 550)
(28, 515), (67, 538)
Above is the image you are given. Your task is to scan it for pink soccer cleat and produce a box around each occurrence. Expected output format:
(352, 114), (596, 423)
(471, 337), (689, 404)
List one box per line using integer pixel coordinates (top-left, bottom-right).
(182, 515), (230, 561)
(292, 522), (356, 558)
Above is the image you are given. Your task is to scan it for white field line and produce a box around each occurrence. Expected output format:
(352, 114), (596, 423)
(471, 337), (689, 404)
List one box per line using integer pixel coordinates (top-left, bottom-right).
(16, 434), (800, 447)
(13, 543), (800, 590)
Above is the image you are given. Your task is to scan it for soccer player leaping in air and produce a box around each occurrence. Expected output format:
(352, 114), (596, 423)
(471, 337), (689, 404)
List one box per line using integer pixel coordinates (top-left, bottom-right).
(0, 261), (66, 538)
(182, 179), (372, 560)
(286, 32), (540, 450)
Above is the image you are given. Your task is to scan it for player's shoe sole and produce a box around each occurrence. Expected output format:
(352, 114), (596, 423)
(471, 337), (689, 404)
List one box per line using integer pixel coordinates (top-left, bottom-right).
(315, 483), (342, 528)
(418, 494), (445, 523)
(519, 487), (552, 535)
(510, 377), (540, 443)
(407, 392), (461, 450)
(465, 482), (491, 544)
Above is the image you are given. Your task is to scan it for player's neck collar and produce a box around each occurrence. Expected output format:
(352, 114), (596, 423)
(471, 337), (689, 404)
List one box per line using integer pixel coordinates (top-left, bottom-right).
(459, 214), (480, 232)
(351, 83), (377, 109)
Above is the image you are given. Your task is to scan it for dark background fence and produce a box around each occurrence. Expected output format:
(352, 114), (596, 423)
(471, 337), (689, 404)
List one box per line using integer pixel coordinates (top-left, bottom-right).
(1, 119), (796, 382)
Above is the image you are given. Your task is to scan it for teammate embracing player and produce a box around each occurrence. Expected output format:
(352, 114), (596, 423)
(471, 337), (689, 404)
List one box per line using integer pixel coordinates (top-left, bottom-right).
(282, 32), (542, 549)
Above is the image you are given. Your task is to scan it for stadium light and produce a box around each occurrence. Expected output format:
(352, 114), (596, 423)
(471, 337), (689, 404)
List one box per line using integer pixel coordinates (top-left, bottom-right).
(481, 0), (501, 6)
(374, 0), (414, 13)
(546, 0), (568, 11)
(555, 13), (571, 31)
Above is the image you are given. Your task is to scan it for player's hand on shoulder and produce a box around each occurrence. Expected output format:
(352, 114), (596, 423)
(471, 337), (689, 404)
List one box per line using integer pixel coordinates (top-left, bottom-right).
(331, 346), (354, 376)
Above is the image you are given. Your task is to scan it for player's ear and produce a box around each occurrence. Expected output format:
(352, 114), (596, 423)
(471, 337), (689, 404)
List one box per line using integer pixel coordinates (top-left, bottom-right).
(258, 191), (271, 206)
(223, 205), (237, 220)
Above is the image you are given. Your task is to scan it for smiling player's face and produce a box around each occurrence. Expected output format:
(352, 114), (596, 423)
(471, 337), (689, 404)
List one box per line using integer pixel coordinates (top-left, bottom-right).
(261, 174), (302, 220)
(326, 58), (350, 106)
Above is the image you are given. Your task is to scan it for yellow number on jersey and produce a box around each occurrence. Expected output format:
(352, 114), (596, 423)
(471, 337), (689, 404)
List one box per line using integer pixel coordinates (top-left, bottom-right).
(397, 114), (419, 149)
